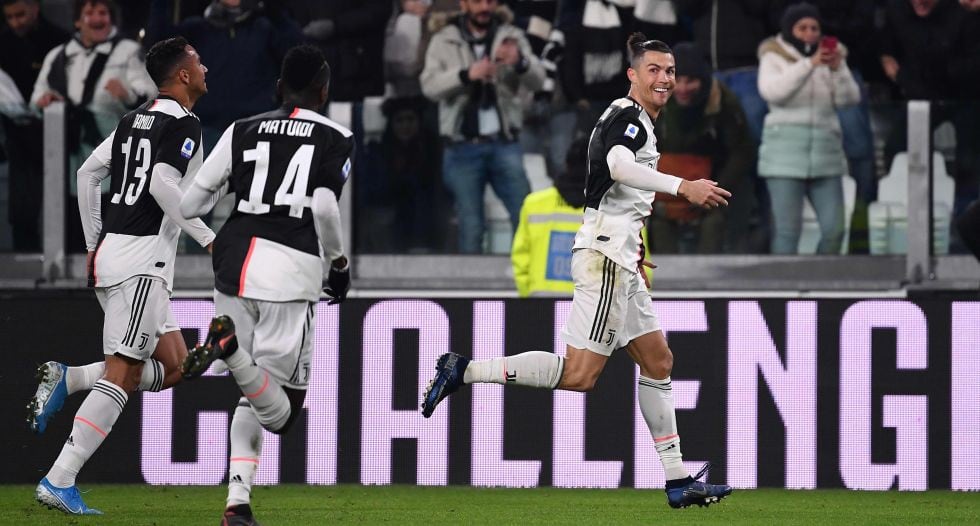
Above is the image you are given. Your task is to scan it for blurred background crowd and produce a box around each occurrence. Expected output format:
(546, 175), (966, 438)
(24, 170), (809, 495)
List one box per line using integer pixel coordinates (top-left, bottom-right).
(0, 0), (978, 264)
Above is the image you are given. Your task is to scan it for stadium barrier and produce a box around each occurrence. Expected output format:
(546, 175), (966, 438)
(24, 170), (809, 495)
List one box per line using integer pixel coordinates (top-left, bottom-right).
(5, 295), (978, 490)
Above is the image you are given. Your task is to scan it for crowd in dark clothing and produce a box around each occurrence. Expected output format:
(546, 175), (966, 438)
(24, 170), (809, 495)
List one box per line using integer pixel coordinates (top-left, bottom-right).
(0, 3), (66, 251)
(146, 0), (303, 149)
(1, 0), (979, 255)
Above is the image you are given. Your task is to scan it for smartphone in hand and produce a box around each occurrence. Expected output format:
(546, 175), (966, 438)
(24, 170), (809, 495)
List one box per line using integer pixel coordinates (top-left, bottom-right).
(820, 35), (838, 52)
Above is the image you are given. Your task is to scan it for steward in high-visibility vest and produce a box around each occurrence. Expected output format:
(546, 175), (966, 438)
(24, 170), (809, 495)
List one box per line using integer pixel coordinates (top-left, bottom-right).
(512, 138), (654, 297)
(511, 188), (654, 296)
(511, 139), (589, 297)
(511, 186), (584, 297)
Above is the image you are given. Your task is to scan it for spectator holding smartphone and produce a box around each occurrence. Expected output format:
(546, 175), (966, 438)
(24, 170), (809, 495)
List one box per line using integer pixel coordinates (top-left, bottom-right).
(420, 0), (545, 253)
(756, 2), (860, 254)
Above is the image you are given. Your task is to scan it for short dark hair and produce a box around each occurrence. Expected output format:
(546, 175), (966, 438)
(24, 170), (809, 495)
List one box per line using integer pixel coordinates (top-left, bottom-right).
(627, 32), (672, 66)
(73, 0), (115, 22)
(3, 0), (39, 7)
(145, 37), (190, 87)
(280, 45), (330, 95)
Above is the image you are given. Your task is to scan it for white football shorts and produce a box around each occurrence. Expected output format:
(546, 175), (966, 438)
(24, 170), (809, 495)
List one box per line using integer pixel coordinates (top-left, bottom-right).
(214, 291), (316, 390)
(560, 248), (660, 356)
(96, 275), (177, 361)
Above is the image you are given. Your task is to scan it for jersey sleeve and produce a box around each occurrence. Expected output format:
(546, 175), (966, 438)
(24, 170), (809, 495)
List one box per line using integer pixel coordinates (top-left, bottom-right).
(193, 123), (234, 191)
(90, 131), (115, 167)
(155, 116), (202, 175)
(313, 133), (354, 197)
(601, 110), (648, 155)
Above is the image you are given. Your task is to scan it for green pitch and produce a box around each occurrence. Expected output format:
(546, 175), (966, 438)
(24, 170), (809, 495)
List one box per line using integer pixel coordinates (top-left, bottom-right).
(1, 485), (978, 525)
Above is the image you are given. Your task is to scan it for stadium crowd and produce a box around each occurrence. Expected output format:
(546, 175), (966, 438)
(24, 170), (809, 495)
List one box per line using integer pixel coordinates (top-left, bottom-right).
(0, 0), (978, 260)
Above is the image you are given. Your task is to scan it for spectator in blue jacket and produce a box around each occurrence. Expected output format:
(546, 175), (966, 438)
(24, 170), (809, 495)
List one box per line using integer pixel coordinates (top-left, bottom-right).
(147, 0), (302, 150)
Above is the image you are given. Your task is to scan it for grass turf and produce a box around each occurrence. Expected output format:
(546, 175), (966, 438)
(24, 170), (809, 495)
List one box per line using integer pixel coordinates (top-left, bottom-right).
(1, 485), (978, 525)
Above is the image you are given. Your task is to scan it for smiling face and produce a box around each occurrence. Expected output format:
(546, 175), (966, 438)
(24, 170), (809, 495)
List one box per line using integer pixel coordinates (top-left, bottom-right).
(627, 50), (676, 114)
(75, 1), (112, 46)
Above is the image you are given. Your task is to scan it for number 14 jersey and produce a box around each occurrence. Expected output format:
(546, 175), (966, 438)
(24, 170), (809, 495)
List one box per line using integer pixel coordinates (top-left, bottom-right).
(197, 106), (354, 302)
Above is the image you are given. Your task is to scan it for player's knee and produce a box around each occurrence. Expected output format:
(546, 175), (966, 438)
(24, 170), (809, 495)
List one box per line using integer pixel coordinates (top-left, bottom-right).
(268, 413), (297, 435)
(267, 421), (289, 435)
(105, 353), (144, 392)
(650, 350), (673, 379)
(268, 387), (307, 435)
(578, 376), (599, 392)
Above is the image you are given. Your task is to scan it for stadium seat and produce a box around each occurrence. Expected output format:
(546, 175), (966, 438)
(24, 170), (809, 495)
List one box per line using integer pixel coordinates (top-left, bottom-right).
(797, 175), (856, 254)
(361, 96), (386, 143)
(868, 152), (953, 255)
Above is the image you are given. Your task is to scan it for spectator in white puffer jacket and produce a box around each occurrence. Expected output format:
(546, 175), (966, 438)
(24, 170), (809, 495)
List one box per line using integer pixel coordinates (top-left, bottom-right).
(756, 2), (860, 254)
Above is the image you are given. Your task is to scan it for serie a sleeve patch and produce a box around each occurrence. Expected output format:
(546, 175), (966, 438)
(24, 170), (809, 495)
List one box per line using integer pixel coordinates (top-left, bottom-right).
(180, 138), (195, 159)
(624, 124), (639, 139)
(342, 158), (352, 180)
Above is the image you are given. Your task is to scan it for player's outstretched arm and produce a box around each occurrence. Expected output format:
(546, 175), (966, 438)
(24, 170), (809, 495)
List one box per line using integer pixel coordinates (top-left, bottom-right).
(606, 145), (683, 194)
(677, 179), (731, 209)
(181, 124), (234, 219)
(149, 163), (216, 248)
(180, 181), (225, 219)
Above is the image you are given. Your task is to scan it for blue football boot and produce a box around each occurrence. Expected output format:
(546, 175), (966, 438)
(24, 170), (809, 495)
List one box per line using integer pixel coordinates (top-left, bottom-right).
(421, 352), (469, 418)
(665, 463), (733, 508)
(35, 478), (102, 515)
(27, 362), (68, 434)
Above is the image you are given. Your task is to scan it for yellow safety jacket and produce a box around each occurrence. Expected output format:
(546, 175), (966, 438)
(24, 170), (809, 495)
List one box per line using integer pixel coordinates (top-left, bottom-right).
(511, 187), (583, 297)
(512, 187), (654, 298)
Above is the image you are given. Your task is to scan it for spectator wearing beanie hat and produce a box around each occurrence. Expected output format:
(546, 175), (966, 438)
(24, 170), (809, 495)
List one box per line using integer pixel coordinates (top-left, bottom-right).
(756, 2), (860, 254)
(795, 1), (878, 253)
(652, 42), (755, 253)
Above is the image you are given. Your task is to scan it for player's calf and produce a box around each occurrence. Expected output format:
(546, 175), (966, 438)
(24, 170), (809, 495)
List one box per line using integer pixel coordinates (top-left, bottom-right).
(267, 387), (306, 435)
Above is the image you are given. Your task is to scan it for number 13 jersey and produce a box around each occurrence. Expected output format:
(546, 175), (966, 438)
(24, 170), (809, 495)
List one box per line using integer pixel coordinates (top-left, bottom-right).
(198, 106), (354, 302)
(92, 96), (204, 290)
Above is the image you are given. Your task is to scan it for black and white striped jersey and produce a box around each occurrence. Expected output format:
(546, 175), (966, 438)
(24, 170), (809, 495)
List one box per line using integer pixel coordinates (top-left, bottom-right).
(91, 96), (205, 289)
(575, 96), (661, 271)
(197, 106), (354, 302)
